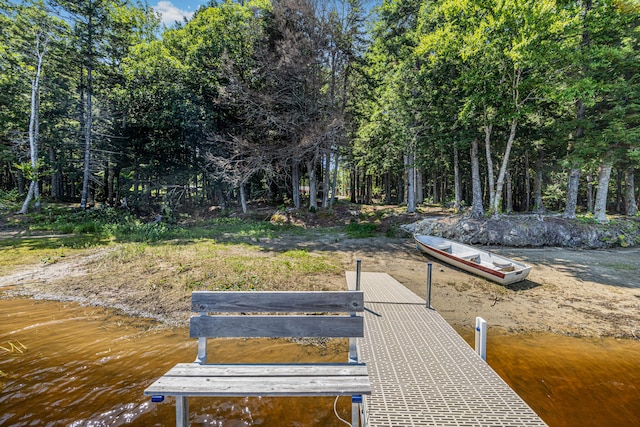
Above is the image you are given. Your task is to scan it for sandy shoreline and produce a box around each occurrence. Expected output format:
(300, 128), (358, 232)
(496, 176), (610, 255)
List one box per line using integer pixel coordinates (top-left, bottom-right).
(2, 235), (639, 340)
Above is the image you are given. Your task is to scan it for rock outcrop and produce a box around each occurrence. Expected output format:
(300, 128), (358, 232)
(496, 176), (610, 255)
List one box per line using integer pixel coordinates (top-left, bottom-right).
(402, 214), (640, 248)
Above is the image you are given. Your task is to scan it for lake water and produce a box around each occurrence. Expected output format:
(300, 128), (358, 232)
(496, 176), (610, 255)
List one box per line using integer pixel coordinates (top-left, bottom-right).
(2, 297), (639, 426)
(457, 330), (640, 427)
(0, 298), (351, 426)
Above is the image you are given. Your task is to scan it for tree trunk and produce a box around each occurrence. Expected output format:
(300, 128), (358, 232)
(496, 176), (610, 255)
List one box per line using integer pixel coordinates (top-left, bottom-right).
(19, 181), (37, 214)
(533, 149), (546, 213)
(307, 158), (318, 211)
(453, 145), (461, 212)
(615, 169), (623, 213)
(593, 163), (612, 223)
(330, 151), (339, 208)
(431, 170), (437, 204)
(564, 168), (581, 218)
(49, 146), (62, 200)
(525, 152), (531, 211)
(416, 168), (424, 204)
(239, 183), (248, 214)
(625, 167), (637, 216)
(505, 169), (513, 214)
(81, 65), (92, 210)
(483, 123), (495, 210)
(17, 169), (25, 196)
(107, 156), (115, 205)
(350, 164), (356, 203)
(405, 152), (415, 213)
(491, 118), (518, 216)
(322, 148), (330, 208)
(470, 138), (484, 219)
(292, 160), (301, 209)
(80, 9), (95, 210)
(19, 31), (48, 214)
(384, 172), (391, 204)
(366, 175), (373, 204)
(587, 173), (594, 213)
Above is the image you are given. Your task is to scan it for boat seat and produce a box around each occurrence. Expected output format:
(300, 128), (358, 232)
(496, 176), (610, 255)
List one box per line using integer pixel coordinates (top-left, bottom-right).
(460, 253), (480, 263)
(434, 244), (452, 253)
(494, 262), (515, 272)
(493, 261), (515, 272)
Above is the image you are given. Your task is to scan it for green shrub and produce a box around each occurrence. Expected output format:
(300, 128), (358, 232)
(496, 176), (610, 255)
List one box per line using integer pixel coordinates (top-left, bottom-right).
(0, 189), (20, 204)
(345, 222), (378, 238)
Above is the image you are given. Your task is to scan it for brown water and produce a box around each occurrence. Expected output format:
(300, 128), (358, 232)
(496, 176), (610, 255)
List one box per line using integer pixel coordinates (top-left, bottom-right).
(2, 298), (640, 427)
(0, 298), (352, 426)
(459, 330), (640, 427)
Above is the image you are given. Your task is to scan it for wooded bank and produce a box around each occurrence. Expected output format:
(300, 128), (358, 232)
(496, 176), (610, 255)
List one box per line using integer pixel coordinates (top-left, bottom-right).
(1, 0), (638, 222)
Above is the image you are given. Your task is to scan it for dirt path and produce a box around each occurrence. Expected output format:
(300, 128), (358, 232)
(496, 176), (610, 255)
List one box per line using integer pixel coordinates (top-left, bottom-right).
(1, 236), (639, 339)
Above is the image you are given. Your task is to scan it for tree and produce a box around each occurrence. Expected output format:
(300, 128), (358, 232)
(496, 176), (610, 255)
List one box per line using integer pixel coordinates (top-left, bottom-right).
(54, 0), (153, 209)
(2, 0), (66, 213)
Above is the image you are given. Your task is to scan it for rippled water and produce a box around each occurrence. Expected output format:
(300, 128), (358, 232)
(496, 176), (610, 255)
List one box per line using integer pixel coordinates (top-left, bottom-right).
(2, 297), (639, 426)
(0, 298), (351, 426)
(458, 330), (640, 427)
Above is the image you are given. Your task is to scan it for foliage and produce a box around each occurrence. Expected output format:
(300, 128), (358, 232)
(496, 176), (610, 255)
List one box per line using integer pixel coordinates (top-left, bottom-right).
(345, 221), (378, 238)
(0, 0), (639, 219)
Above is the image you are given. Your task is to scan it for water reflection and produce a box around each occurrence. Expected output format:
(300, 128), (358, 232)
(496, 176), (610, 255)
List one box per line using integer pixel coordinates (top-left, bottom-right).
(0, 298), (351, 426)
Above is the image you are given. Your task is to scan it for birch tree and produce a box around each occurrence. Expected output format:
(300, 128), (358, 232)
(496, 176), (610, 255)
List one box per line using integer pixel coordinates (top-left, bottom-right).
(5, 0), (65, 213)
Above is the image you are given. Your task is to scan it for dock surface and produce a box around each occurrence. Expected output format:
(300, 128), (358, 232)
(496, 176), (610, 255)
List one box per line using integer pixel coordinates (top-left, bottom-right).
(346, 271), (546, 426)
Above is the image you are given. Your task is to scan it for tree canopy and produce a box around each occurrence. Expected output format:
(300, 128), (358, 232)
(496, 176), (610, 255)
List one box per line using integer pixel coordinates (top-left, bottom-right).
(0, 0), (638, 222)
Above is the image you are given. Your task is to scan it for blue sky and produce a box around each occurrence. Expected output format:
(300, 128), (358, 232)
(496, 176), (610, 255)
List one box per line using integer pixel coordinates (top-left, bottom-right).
(152, 0), (205, 26)
(152, 0), (379, 27)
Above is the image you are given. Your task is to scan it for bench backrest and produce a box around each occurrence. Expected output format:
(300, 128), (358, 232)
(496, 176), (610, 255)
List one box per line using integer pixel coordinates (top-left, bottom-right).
(190, 291), (365, 339)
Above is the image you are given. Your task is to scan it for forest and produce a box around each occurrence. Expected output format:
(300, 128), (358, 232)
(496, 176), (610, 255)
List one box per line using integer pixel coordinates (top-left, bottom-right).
(1, 0), (639, 223)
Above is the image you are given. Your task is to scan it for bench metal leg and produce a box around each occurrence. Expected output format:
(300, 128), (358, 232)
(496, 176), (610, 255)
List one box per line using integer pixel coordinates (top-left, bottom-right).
(352, 395), (365, 427)
(176, 396), (188, 427)
(352, 401), (359, 427)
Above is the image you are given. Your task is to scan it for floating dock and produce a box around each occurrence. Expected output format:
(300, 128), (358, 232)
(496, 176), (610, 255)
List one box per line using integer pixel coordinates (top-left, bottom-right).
(346, 271), (547, 426)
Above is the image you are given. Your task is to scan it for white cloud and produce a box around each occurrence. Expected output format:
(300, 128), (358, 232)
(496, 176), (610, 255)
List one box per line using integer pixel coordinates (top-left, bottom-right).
(154, 1), (194, 26)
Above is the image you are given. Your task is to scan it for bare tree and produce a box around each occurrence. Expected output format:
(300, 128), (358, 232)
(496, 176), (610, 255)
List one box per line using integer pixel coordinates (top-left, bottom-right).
(205, 135), (274, 214)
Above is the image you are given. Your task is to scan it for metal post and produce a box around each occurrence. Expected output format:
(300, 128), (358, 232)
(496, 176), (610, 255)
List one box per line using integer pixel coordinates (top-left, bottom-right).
(353, 259), (363, 426)
(426, 262), (433, 309)
(475, 317), (487, 361)
(352, 396), (361, 426)
(176, 396), (189, 427)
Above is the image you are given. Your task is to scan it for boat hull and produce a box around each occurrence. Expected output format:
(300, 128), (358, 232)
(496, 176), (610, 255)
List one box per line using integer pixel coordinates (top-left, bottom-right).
(414, 235), (531, 286)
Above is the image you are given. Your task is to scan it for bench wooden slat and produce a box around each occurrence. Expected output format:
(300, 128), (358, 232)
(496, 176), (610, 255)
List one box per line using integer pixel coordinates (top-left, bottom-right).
(159, 362), (368, 377)
(145, 374), (371, 397)
(190, 315), (364, 338)
(191, 291), (364, 313)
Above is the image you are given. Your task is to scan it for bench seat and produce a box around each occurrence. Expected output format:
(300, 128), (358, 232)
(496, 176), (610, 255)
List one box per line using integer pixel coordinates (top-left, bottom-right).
(144, 362), (371, 397)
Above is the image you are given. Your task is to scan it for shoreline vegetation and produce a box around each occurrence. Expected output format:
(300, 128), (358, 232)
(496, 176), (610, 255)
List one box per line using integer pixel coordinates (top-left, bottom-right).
(1, 202), (639, 341)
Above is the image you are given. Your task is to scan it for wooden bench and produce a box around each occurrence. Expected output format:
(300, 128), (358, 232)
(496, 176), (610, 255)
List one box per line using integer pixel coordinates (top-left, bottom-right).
(144, 290), (371, 426)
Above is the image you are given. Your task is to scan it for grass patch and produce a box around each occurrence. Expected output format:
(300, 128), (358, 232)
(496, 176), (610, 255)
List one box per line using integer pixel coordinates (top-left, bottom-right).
(2, 206), (341, 285)
(100, 240), (343, 294)
(19, 206), (301, 244)
(345, 222), (378, 238)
